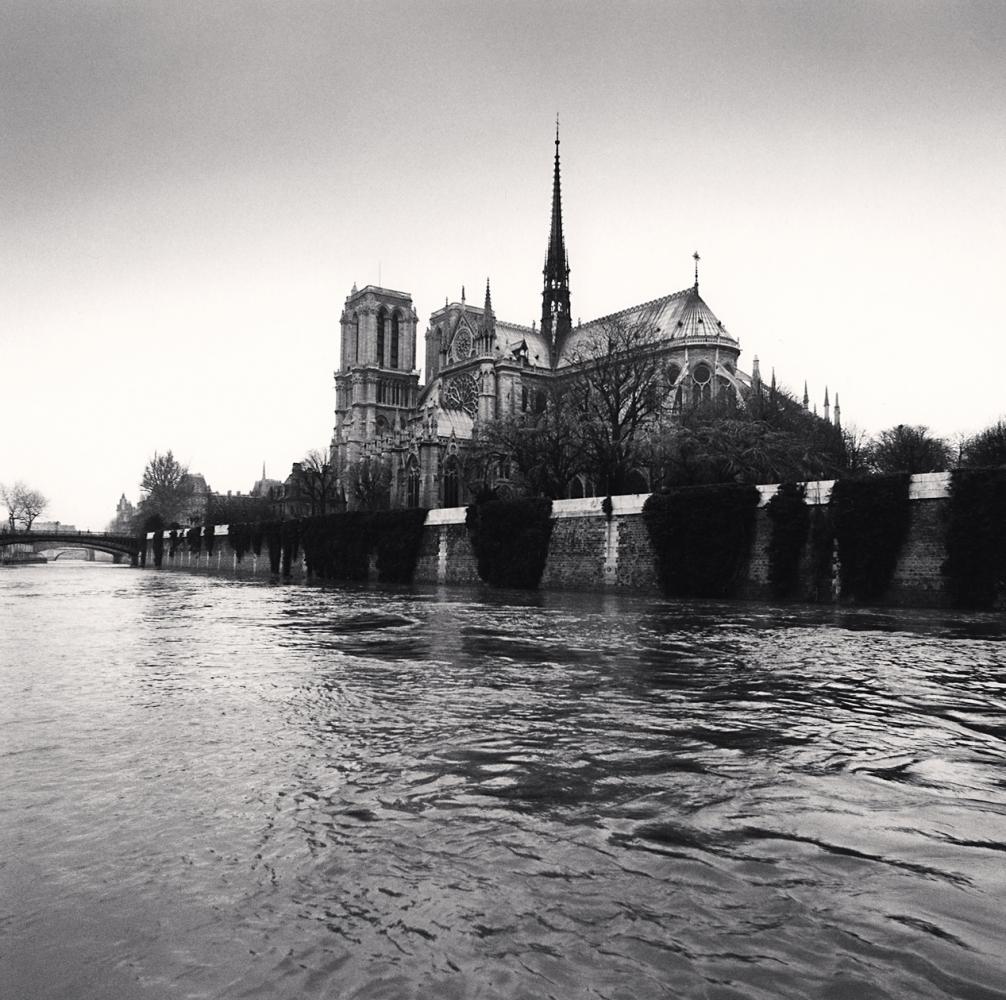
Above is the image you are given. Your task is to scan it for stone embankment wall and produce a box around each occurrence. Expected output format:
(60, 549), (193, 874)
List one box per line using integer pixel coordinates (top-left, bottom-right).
(145, 472), (964, 608)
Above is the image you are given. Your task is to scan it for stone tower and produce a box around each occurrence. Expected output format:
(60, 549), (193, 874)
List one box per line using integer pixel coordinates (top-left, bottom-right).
(333, 285), (421, 461)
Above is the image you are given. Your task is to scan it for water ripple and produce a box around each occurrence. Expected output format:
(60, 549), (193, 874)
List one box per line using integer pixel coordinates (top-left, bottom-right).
(2, 565), (1005, 999)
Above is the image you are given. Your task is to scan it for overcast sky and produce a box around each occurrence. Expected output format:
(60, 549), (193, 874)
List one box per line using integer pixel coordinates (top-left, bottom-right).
(3, 0), (1004, 529)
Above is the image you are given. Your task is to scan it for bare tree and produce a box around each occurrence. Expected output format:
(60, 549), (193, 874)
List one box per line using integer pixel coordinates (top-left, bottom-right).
(1, 481), (48, 531)
(959, 418), (1006, 468)
(867, 424), (951, 475)
(476, 383), (587, 499)
(295, 449), (343, 516)
(348, 453), (391, 511)
(139, 450), (193, 523)
(1, 483), (16, 532)
(564, 317), (667, 496)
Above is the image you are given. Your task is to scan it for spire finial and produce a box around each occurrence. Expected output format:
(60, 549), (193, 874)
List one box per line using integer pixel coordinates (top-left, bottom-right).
(461, 284), (465, 303)
(556, 112), (560, 146)
(484, 276), (492, 314)
(693, 250), (701, 290)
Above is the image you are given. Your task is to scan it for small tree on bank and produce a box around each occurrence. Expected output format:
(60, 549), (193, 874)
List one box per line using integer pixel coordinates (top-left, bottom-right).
(293, 448), (343, 516)
(867, 424), (951, 475)
(139, 450), (193, 524)
(1, 481), (49, 531)
(565, 317), (667, 496)
(959, 418), (1006, 468)
(476, 383), (587, 500)
(349, 453), (391, 511)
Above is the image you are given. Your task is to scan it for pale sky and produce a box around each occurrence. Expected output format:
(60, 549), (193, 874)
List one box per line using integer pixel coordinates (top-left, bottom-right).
(3, 0), (1004, 529)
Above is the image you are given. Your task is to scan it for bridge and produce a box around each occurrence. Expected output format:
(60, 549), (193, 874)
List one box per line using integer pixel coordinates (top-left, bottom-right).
(0, 529), (140, 565)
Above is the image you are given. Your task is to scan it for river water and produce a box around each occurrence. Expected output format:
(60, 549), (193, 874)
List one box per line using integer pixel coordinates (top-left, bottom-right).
(2, 563), (1005, 1000)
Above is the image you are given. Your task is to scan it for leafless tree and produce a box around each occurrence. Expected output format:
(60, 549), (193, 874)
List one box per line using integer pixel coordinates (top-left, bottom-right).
(348, 453), (391, 511)
(564, 317), (667, 495)
(1, 481), (49, 531)
(475, 383), (587, 499)
(867, 424), (951, 475)
(139, 450), (193, 523)
(958, 418), (1006, 468)
(294, 449), (343, 516)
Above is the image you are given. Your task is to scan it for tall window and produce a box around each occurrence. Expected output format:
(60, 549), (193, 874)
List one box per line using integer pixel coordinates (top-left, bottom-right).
(391, 311), (400, 369)
(406, 459), (421, 508)
(352, 313), (360, 363)
(376, 308), (387, 366)
(443, 457), (460, 508)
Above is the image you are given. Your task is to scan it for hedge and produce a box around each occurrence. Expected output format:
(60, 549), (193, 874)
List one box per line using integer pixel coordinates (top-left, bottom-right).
(300, 508), (429, 583)
(227, 523), (251, 563)
(765, 482), (809, 600)
(466, 498), (553, 589)
(643, 484), (759, 598)
(831, 473), (910, 603)
(943, 467), (1006, 608)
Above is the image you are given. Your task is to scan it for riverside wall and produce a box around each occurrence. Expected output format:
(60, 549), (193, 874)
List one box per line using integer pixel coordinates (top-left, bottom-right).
(144, 472), (966, 608)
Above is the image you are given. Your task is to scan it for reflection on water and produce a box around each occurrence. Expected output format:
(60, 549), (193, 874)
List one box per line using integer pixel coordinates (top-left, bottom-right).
(2, 564), (1006, 999)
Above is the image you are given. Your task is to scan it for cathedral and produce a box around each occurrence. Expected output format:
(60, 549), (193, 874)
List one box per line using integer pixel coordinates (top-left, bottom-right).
(331, 128), (839, 510)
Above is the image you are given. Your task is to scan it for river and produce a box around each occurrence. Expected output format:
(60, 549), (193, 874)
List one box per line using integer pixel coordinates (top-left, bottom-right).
(2, 563), (1005, 999)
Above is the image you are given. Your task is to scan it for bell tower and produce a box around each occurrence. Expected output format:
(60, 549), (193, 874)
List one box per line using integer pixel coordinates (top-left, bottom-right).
(541, 120), (572, 368)
(332, 284), (420, 463)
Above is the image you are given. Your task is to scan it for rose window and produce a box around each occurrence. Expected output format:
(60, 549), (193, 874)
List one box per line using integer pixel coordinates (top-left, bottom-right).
(442, 373), (479, 416)
(449, 326), (474, 362)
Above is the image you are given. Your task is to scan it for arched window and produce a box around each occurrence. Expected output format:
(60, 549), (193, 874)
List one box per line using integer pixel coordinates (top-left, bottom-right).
(391, 311), (400, 369)
(376, 308), (387, 366)
(443, 457), (460, 508)
(568, 476), (585, 500)
(406, 458), (421, 508)
(352, 312), (360, 363)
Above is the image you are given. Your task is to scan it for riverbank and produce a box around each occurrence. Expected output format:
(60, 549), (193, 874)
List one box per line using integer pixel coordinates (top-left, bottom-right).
(141, 472), (989, 610)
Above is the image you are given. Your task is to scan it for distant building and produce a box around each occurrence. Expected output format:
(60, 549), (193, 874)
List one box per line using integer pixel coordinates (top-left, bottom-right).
(250, 463), (283, 500)
(32, 520), (78, 534)
(178, 472), (210, 525)
(107, 494), (135, 534)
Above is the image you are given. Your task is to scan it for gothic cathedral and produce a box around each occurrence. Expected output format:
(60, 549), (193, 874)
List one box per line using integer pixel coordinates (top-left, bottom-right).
(331, 128), (838, 509)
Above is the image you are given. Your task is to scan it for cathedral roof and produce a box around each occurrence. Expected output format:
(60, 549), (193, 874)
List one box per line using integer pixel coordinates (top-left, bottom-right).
(557, 285), (737, 367)
(496, 320), (551, 368)
(436, 407), (474, 440)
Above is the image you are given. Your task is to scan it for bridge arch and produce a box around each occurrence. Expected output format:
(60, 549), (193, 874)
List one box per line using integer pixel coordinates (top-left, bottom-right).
(0, 530), (140, 565)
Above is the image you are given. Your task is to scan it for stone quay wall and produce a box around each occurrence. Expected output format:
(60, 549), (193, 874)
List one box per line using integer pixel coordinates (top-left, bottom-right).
(144, 472), (967, 608)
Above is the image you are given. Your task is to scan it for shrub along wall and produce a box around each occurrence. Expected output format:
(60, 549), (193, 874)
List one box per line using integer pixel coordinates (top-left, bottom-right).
(142, 472), (1003, 610)
(300, 508), (428, 584)
(466, 498), (553, 588)
(831, 474), (911, 603)
(765, 483), (810, 600)
(943, 467), (1006, 609)
(643, 485), (760, 598)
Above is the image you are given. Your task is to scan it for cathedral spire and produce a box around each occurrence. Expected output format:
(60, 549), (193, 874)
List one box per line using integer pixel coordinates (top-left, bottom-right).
(484, 277), (493, 316)
(542, 119), (572, 368)
(693, 251), (701, 291)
